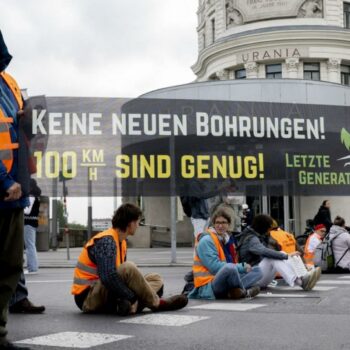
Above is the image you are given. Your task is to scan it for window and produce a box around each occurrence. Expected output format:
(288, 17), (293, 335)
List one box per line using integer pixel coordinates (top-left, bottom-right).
(235, 69), (246, 79)
(341, 65), (350, 85)
(211, 18), (215, 43)
(266, 64), (282, 79)
(344, 3), (350, 28)
(304, 62), (320, 81)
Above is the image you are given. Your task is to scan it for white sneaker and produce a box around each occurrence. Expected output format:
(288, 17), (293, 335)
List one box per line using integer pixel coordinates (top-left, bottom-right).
(23, 269), (29, 275)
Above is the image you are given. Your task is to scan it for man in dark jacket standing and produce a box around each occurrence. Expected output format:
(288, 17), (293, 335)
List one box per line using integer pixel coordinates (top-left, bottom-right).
(0, 31), (31, 349)
(313, 200), (332, 232)
(236, 214), (320, 291)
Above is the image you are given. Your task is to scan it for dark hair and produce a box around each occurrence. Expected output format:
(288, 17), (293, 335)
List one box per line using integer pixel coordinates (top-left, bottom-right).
(322, 200), (329, 207)
(251, 214), (273, 235)
(334, 216), (345, 227)
(111, 203), (142, 231)
(30, 179), (41, 197)
(211, 208), (231, 224)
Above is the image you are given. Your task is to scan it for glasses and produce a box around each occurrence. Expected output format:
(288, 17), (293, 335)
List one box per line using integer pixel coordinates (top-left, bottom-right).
(214, 221), (229, 226)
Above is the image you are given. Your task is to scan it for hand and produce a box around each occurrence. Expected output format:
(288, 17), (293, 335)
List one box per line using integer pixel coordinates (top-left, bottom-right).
(245, 263), (252, 272)
(129, 300), (138, 314)
(288, 251), (301, 257)
(5, 182), (22, 201)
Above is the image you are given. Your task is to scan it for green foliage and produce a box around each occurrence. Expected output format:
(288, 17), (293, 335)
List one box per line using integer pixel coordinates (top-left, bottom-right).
(68, 222), (87, 230)
(341, 128), (350, 151)
(56, 200), (67, 229)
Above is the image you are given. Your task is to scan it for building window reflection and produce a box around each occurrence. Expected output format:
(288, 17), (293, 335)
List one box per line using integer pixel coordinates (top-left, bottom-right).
(344, 2), (350, 28)
(235, 69), (246, 79)
(304, 62), (320, 81)
(341, 64), (350, 85)
(266, 64), (282, 79)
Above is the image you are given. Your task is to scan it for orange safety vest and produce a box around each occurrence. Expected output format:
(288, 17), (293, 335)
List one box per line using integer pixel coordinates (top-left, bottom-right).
(304, 233), (321, 266)
(270, 228), (297, 254)
(193, 229), (226, 288)
(71, 228), (127, 295)
(0, 71), (23, 173)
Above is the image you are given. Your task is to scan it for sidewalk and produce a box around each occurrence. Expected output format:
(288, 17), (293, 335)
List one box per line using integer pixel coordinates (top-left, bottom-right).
(37, 247), (193, 268)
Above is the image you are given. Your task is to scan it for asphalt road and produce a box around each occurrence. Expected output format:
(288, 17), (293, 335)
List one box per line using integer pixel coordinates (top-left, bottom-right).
(7, 267), (350, 350)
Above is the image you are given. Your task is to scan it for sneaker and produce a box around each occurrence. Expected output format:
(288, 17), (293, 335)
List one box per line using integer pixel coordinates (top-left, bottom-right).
(301, 269), (318, 291)
(268, 280), (278, 288)
(0, 327), (7, 338)
(227, 288), (245, 299)
(115, 299), (131, 316)
(315, 266), (322, 282)
(26, 271), (38, 275)
(9, 298), (45, 314)
(0, 340), (31, 349)
(154, 294), (188, 312)
(245, 286), (260, 299)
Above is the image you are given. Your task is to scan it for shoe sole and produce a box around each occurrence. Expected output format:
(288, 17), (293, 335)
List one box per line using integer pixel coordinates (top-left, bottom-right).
(305, 270), (318, 291)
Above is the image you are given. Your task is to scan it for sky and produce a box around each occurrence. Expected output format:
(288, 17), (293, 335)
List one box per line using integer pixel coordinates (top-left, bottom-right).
(0, 0), (199, 223)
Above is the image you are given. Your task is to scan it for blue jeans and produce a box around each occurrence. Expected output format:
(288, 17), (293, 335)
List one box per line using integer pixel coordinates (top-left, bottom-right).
(24, 225), (38, 272)
(211, 263), (262, 298)
(9, 272), (28, 306)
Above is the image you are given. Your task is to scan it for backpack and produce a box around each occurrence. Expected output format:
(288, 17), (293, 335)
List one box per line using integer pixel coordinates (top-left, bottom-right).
(314, 232), (348, 272)
(180, 196), (192, 217)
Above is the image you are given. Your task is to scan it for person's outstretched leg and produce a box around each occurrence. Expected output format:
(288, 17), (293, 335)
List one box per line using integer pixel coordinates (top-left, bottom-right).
(211, 263), (244, 298)
(24, 225), (38, 273)
(240, 266), (263, 289)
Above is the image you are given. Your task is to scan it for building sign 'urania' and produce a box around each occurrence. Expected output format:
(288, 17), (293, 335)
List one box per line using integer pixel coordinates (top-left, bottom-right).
(238, 47), (307, 64)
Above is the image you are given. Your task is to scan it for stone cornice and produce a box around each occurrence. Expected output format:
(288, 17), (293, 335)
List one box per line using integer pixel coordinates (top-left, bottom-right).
(192, 27), (350, 77)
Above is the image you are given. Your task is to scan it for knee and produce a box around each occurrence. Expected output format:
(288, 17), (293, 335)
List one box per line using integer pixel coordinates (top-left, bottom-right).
(252, 266), (263, 280)
(118, 261), (138, 274)
(223, 263), (239, 276)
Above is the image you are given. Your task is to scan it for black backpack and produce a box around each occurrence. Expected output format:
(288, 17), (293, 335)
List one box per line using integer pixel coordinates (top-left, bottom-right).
(180, 196), (192, 217)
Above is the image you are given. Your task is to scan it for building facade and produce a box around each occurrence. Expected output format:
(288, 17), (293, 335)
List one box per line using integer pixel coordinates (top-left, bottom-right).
(134, 0), (350, 245)
(194, 0), (350, 86)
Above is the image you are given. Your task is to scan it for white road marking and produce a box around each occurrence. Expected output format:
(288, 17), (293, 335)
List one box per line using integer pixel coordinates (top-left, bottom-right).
(120, 314), (209, 327)
(26, 280), (72, 283)
(189, 303), (266, 311)
(338, 276), (350, 279)
(15, 332), (132, 348)
(317, 280), (350, 285)
(259, 293), (316, 298)
(273, 286), (336, 292)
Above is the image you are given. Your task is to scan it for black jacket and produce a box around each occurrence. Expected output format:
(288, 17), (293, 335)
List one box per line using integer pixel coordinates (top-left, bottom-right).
(236, 227), (288, 266)
(313, 206), (332, 231)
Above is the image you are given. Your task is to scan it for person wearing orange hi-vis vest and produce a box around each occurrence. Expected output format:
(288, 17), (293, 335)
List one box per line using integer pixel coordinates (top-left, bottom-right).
(0, 30), (34, 350)
(72, 203), (188, 316)
(189, 208), (262, 300)
(304, 224), (327, 268)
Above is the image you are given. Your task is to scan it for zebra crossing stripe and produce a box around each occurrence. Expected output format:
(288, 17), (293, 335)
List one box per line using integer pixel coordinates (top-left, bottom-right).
(338, 276), (350, 279)
(189, 303), (266, 311)
(259, 293), (317, 298)
(120, 314), (209, 327)
(15, 332), (132, 348)
(273, 286), (336, 291)
(317, 280), (350, 285)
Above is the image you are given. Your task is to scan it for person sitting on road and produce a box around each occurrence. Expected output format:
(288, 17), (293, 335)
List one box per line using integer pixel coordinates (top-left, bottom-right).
(236, 214), (320, 291)
(329, 216), (350, 272)
(188, 208), (262, 300)
(71, 203), (188, 315)
(304, 224), (327, 269)
(269, 220), (303, 256)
